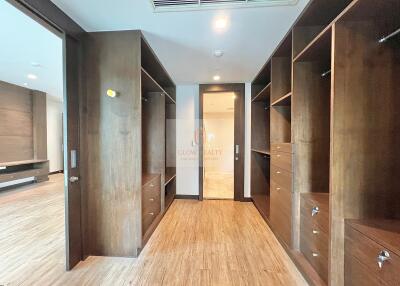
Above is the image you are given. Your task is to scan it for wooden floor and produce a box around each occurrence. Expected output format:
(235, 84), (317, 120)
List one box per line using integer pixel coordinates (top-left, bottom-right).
(0, 174), (307, 285)
(204, 172), (234, 199)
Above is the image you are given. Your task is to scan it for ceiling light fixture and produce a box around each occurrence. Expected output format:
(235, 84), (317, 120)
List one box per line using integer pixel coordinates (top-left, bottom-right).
(27, 74), (37, 80)
(214, 18), (228, 31)
(213, 75), (221, 81)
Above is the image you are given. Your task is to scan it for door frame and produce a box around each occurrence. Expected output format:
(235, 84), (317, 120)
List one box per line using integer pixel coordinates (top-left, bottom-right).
(8, 0), (86, 271)
(199, 83), (245, 201)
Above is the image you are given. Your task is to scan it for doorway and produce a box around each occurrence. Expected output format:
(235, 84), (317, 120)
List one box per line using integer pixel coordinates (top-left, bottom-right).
(199, 84), (245, 201)
(2, 0), (84, 271)
(203, 92), (235, 199)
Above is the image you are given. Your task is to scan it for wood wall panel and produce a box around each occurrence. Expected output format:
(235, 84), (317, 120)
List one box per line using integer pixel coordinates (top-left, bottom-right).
(0, 80), (32, 112)
(0, 109), (32, 137)
(84, 31), (142, 257)
(0, 136), (33, 162)
(32, 90), (47, 159)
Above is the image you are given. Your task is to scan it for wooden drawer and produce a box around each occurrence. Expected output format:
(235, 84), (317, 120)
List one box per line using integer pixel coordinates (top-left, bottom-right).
(300, 231), (329, 283)
(345, 221), (400, 286)
(270, 164), (292, 191)
(143, 186), (161, 214)
(300, 211), (329, 282)
(271, 143), (292, 154)
(271, 150), (292, 172)
(270, 180), (292, 247)
(300, 193), (329, 234)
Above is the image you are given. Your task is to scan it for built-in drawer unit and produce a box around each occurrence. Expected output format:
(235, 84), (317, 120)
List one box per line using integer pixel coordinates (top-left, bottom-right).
(270, 164), (292, 191)
(270, 180), (292, 246)
(271, 149), (292, 172)
(271, 143), (292, 154)
(345, 220), (400, 286)
(300, 193), (330, 282)
(142, 174), (161, 234)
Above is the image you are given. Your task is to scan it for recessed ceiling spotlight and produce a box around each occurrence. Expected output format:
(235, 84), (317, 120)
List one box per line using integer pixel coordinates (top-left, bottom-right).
(31, 62), (41, 68)
(213, 75), (221, 81)
(214, 18), (228, 31)
(27, 74), (37, 80)
(214, 50), (224, 58)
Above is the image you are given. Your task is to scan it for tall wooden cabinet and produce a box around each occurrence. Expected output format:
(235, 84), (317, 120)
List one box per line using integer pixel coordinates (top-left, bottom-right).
(251, 0), (400, 285)
(83, 30), (176, 258)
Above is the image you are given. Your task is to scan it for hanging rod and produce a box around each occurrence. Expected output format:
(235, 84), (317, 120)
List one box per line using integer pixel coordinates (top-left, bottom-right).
(321, 69), (331, 78)
(378, 27), (400, 43)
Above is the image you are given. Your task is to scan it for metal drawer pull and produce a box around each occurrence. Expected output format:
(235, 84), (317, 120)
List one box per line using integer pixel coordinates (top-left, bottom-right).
(312, 230), (319, 235)
(312, 253), (319, 257)
(311, 206), (319, 216)
(149, 198), (154, 202)
(276, 187), (281, 191)
(277, 146), (281, 149)
(377, 250), (391, 269)
(277, 154), (281, 158)
(149, 212), (154, 216)
(149, 184), (154, 187)
(276, 171), (281, 174)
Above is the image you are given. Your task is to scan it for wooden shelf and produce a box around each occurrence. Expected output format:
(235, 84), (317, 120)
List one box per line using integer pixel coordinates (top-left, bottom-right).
(164, 172), (176, 186)
(251, 149), (270, 156)
(0, 159), (48, 168)
(141, 67), (175, 104)
(142, 173), (160, 186)
(293, 26), (332, 63)
(271, 92), (292, 107)
(252, 83), (271, 102)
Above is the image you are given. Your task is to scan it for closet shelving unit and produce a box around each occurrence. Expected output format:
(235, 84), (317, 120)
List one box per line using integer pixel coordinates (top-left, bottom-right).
(251, 0), (400, 285)
(251, 62), (271, 220)
(141, 35), (176, 245)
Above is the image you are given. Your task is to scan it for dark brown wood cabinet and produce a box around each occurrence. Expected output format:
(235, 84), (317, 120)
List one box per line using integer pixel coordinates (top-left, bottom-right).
(345, 220), (400, 286)
(251, 0), (400, 285)
(83, 30), (176, 257)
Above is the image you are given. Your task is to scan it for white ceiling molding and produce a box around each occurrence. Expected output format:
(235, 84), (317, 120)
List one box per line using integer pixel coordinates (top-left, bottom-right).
(150, 0), (298, 12)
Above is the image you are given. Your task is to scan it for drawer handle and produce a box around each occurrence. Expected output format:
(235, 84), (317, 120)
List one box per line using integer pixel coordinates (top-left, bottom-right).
(276, 171), (281, 174)
(149, 184), (155, 187)
(149, 198), (154, 202)
(312, 230), (319, 235)
(312, 252), (319, 257)
(149, 212), (154, 216)
(277, 146), (281, 149)
(276, 187), (281, 191)
(277, 154), (281, 158)
(311, 206), (319, 216)
(377, 250), (391, 269)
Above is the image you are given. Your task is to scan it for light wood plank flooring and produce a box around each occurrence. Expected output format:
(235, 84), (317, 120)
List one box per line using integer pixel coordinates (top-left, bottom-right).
(204, 172), (234, 199)
(0, 174), (307, 285)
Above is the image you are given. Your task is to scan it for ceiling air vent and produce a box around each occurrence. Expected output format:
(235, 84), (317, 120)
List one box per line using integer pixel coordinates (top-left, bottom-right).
(151, 0), (298, 12)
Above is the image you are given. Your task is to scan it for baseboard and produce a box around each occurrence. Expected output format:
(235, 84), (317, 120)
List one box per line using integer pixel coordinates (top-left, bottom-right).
(175, 195), (199, 200)
(241, 197), (253, 202)
(0, 181), (34, 192)
(49, 170), (64, 175)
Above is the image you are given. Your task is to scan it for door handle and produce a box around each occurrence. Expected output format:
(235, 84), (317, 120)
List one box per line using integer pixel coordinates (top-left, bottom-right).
(69, 176), (79, 183)
(235, 145), (239, 161)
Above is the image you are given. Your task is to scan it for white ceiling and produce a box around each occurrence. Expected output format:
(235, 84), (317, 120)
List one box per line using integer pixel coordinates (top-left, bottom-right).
(0, 1), (63, 101)
(51, 0), (310, 84)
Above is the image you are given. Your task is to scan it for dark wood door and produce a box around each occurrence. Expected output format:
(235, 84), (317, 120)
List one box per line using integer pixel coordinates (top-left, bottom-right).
(199, 84), (245, 201)
(64, 35), (82, 270)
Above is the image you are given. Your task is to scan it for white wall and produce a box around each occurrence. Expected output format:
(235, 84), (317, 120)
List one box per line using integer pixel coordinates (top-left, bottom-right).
(175, 83), (252, 198)
(176, 85), (200, 196)
(46, 96), (64, 172)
